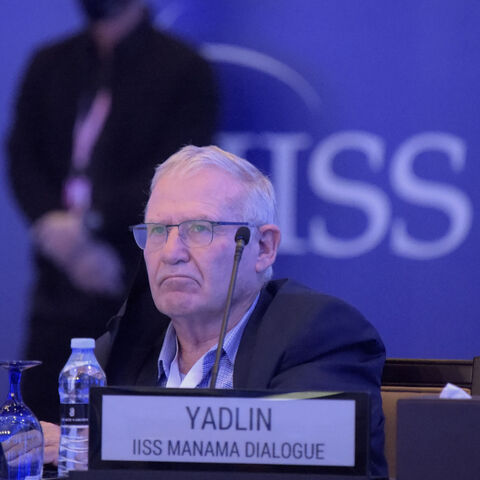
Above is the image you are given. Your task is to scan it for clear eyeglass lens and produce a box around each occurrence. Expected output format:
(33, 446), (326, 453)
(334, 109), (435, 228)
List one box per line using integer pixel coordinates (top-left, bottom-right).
(133, 226), (148, 249)
(146, 223), (168, 248)
(181, 220), (214, 246)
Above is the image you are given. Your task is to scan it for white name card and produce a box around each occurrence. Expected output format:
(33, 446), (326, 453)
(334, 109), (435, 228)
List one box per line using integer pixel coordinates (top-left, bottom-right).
(100, 394), (356, 467)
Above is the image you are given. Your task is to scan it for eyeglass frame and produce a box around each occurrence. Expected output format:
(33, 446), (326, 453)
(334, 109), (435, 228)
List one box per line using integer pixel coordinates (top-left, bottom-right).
(129, 220), (255, 250)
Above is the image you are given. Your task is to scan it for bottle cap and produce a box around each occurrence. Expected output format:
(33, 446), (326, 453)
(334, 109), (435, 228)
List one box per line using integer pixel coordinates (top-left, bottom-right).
(71, 338), (95, 349)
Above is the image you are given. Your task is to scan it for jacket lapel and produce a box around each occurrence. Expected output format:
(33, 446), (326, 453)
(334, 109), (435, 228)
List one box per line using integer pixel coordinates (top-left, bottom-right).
(233, 279), (288, 389)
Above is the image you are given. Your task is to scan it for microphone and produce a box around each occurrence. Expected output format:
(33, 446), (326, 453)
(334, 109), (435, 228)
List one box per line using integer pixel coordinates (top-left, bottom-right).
(209, 227), (251, 388)
(234, 226), (251, 248)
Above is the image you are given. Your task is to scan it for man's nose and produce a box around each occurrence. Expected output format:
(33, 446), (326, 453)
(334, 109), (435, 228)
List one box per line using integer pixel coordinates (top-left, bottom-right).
(160, 226), (189, 263)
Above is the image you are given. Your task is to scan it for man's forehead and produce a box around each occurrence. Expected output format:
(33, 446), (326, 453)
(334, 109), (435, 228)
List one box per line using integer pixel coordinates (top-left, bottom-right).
(146, 168), (244, 220)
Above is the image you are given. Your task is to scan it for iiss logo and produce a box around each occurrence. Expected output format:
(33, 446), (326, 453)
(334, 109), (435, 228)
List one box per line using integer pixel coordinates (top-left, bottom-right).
(219, 130), (473, 262)
(155, 4), (473, 260)
(207, 49), (473, 261)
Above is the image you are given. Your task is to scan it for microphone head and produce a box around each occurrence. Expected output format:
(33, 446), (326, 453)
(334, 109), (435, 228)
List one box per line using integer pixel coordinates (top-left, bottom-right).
(235, 226), (251, 246)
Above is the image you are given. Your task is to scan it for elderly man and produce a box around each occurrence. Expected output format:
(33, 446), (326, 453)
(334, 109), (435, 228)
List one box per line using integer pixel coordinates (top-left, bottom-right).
(43, 145), (387, 477)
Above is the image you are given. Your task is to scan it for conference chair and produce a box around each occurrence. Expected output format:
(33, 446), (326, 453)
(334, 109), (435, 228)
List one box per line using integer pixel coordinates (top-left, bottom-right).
(380, 356), (480, 479)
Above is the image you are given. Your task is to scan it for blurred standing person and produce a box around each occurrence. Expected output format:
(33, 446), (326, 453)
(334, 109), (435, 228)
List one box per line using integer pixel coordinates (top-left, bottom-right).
(7, 0), (217, 423)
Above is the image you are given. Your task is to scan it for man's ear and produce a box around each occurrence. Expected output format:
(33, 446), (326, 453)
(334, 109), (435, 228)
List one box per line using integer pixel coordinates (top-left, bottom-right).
(255, 224), (281, 274)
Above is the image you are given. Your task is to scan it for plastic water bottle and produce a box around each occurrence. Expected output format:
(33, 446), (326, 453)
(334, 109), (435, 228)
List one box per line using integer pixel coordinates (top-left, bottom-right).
(57, 338), (106, 477)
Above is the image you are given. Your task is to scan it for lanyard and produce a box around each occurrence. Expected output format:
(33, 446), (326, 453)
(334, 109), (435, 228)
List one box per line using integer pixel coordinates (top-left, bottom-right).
(63, 89), (112, 213)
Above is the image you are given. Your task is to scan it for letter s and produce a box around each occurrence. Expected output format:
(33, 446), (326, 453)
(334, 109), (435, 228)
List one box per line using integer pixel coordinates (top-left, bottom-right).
(390, 132), (473, 259)
(308, 131), (390, 257)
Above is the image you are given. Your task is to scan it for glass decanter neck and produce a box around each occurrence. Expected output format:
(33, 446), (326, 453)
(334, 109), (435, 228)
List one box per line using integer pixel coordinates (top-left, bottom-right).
(8, 366), (24, 403)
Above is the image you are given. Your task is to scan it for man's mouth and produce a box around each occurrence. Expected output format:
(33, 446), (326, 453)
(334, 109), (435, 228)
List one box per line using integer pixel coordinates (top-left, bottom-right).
(159, 275), (198, 288)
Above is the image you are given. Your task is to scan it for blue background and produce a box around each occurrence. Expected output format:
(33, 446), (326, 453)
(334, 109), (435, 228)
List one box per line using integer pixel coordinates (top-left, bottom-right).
(1, 1), (480, 392)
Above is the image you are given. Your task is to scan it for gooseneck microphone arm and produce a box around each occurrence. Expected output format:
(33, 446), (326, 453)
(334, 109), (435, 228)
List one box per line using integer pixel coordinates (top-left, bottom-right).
(209, 226), (251, 389)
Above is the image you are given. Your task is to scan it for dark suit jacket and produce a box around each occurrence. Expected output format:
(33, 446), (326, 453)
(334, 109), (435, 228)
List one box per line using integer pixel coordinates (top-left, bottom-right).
(96, 268), (387, 478)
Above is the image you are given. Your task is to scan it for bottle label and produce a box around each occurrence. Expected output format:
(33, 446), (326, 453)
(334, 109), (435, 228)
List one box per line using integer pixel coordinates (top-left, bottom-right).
(60, 403), (89, 425)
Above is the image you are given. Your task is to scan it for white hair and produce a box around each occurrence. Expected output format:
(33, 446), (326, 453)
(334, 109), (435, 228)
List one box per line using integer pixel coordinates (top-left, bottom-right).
(150, 145), (278, 225)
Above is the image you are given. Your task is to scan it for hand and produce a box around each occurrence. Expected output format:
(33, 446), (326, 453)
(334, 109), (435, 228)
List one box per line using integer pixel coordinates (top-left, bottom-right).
(31, 210), (124, 295)
(1, 429), (43, 467)
(41, 421), (60, 465)
(69, 241), (124, 296)
(31, 210), (88, 268)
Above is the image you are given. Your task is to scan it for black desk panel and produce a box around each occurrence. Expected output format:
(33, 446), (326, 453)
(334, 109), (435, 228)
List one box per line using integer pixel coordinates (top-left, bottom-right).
(397, 397), (480, 480)
(69, 470), (370, 480)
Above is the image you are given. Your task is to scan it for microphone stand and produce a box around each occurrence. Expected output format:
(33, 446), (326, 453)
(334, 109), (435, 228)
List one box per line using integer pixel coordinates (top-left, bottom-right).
(209, 227), (250, 389)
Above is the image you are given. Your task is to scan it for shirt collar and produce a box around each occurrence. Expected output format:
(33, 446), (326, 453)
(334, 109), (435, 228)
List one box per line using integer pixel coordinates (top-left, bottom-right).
(158, 293), (259, 384)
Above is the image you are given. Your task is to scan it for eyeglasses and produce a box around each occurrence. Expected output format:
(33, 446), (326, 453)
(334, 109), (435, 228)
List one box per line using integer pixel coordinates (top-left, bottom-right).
(129, 220), (252, 250)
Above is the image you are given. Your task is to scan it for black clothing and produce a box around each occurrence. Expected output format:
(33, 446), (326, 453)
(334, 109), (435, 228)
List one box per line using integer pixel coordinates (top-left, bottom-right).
(7, 16), (217, 423)
(96, 269), (387, 477)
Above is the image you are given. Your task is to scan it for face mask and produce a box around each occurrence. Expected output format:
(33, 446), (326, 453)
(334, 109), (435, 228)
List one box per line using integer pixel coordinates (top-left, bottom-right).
(78, 0), (135, 21)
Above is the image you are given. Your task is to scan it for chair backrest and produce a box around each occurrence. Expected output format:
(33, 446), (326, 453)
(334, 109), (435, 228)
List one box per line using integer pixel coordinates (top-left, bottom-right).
(381, 357), (480, 479)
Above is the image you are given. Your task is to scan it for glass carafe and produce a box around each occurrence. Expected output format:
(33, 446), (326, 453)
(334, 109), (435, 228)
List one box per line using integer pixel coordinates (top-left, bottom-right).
(0, 361), (44, 480)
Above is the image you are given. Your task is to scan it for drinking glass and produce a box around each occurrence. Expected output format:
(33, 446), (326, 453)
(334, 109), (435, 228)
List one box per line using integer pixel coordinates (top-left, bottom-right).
(0, 361), (44, 480)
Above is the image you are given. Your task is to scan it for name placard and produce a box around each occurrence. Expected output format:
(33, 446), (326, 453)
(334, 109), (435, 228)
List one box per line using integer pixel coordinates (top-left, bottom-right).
(88, 388), (369, 476)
